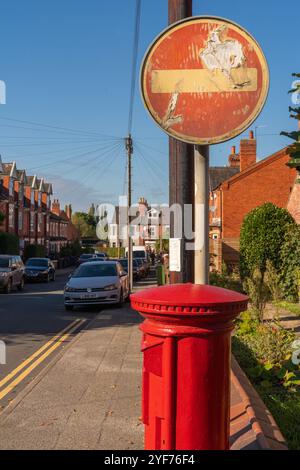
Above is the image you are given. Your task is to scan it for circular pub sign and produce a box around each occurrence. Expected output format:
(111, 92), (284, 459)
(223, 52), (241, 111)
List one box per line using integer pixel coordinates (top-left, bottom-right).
(141, 16), (269, 145)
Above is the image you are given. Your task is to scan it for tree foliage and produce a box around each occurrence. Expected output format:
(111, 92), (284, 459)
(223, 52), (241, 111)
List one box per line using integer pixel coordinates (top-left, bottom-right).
(281, 73), (300, 163)
(240, 202), (295, 279)
(72, 211), (96, 238)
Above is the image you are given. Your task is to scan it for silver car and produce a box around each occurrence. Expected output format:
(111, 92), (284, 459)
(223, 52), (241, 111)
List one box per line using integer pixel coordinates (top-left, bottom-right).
(0, 255), (25, 293)
(64, 261), (129, 310)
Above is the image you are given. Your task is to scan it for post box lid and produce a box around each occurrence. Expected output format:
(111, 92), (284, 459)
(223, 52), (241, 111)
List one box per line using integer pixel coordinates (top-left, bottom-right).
(131, 283), (248, 315)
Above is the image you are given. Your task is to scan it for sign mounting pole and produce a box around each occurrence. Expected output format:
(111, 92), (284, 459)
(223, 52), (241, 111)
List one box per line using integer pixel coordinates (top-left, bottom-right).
(194, 145), (209, 284)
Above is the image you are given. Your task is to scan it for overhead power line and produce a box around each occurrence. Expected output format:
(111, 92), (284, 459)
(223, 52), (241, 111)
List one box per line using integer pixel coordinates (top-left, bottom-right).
(127, 0), (142, 135)
(0, 115), (121, 140)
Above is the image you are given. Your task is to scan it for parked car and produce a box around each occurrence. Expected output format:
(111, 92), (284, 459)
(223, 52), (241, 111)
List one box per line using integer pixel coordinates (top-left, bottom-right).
(0, 255), (25, 293)
(76, 254), (97, 266)
(64, 261), (129, 310)
(118, 258), (140, 280)
(95, 252), (109, 260)
(24, 258), (55, 282)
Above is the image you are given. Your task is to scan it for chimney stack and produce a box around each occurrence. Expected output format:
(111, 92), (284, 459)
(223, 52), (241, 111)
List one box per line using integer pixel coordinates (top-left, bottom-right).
(51, 199), (61, 216)
(66, 204), (72, 220)
(239, 130), (257, 172)
(228, 145), (240, 168)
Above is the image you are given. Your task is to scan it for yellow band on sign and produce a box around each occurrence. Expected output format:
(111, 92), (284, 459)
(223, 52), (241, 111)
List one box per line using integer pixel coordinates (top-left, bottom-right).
(151, 68), (258, 94)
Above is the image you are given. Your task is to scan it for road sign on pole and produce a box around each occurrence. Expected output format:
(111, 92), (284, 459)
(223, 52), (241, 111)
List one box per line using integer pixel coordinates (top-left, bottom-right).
(141, 16), (269, 145)
(141, 15), (269, 285)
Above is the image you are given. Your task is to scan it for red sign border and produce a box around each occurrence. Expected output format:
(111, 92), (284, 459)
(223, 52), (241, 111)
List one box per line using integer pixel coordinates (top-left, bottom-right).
(140, 16), (270, 145)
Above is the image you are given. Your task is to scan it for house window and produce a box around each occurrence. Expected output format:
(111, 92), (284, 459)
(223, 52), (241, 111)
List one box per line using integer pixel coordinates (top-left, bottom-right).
(9, 180), (14, 197)
(9, 204), (14, 228)
(149, 225), (157, 239)
(38, 192), (41, 207)
(30, 211), (35, 233)
(18, 211), (23, 231)
(18, 185), (24, 203)
(38, 213), (42, 233)
(31, 191), (35, 205)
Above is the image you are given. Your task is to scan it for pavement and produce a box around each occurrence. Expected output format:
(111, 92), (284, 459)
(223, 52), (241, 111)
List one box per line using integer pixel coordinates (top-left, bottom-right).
(0, 269), (288, 450)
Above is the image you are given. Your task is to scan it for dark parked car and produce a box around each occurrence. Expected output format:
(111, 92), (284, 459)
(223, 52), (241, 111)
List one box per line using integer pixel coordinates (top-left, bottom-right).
(117, 258), (140, 280)
(0, 255), (25, 293)
(24, 258), (55, 282)
(76, 254), (97, 266)
(95, 252), (109, 260)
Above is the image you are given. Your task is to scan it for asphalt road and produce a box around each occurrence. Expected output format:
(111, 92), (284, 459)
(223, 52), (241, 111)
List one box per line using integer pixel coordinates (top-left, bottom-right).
(0, 270), (98, 410)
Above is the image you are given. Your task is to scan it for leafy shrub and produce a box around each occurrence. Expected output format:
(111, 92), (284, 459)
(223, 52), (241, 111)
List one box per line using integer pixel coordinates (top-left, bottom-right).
(243, 267), (269, 321)
(240, 203), (295, 279)
(209, 264), (243, 292)
(234, 312), (299, 390)
(0, 232), (19, 255)
(264, 259), (283, 303)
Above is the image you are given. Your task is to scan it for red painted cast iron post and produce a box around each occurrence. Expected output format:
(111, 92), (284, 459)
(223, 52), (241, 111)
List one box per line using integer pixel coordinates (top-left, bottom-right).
(131, 284), (248, 450)
(168, 0), (194, 284)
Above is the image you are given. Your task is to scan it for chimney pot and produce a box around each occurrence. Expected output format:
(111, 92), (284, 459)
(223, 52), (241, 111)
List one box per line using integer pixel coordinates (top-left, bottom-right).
(231, 146), (236, 154)
(249, 130), (254, 139)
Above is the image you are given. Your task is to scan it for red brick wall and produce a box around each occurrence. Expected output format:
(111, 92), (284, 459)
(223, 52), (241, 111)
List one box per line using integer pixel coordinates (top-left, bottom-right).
(221, 150), (296, 239)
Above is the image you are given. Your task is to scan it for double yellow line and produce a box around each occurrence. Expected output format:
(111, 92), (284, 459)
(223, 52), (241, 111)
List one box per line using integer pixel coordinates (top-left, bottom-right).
(0, 318), (85, 401)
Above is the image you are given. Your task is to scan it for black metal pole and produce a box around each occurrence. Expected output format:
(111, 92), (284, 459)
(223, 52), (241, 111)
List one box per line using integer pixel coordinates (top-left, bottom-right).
(168, 0), (194, 284)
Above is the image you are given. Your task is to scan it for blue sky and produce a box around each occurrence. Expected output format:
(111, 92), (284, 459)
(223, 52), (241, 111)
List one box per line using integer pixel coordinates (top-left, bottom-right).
(0, 0), (298, 211)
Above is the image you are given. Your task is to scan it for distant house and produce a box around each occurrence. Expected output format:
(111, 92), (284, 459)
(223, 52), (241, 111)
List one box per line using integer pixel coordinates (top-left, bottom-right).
(107, 197), (169, 250)
(0, 156), (78, 257)
(0, 159), (53, 255)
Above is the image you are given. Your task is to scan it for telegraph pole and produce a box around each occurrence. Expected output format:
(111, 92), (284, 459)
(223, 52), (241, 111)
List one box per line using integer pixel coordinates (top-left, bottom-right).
(126, 134), (133, 292)
(168, 0), (194, 284)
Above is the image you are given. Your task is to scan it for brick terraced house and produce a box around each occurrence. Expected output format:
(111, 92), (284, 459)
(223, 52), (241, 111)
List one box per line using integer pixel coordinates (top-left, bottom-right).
(0, 157), (78, 256)
(209, 131), (297, 271)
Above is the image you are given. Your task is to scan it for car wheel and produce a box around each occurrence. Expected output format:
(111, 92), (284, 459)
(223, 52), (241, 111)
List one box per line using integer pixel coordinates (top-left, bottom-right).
(17, 278), (24, 291)
(4, 279), (12, 294)
(65, 305), (74, 311)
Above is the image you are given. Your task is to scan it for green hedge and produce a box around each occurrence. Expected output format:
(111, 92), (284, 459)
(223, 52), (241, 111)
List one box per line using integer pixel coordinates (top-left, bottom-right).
(0, 232), (19, 255)
(23, 244), (46, 260)
(106, 247), (125, 258)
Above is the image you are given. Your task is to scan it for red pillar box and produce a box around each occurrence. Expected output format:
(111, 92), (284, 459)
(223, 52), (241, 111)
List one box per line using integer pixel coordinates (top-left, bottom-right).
(130, 283), (248, 450)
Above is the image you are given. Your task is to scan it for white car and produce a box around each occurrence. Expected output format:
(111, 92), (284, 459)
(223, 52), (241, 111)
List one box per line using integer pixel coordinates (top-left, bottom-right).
(64, 261), (129, 310)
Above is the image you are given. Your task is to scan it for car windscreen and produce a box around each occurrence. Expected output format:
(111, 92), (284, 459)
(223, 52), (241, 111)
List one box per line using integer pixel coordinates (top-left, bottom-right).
(133, 251), (146, 258)
(0, 258), (9, 268)
(80, 254), (93, 259)
(73, 264), (117, 278)
(26, 259), (48, 267)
